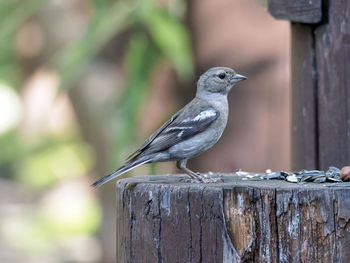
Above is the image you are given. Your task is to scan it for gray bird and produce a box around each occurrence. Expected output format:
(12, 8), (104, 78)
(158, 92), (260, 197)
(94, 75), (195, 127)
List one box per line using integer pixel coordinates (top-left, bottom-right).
(92, 67), (247, 187)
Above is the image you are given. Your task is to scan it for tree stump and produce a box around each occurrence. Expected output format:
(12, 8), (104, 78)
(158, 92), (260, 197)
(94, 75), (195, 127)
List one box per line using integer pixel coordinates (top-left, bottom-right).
(116, 174), (350, 263)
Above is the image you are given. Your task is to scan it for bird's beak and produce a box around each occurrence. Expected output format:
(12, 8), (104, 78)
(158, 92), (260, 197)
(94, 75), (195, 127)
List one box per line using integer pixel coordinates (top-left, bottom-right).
(230, 74), (247, 84)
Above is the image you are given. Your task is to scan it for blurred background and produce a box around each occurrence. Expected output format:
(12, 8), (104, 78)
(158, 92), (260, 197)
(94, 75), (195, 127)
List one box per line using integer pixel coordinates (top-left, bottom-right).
(0, 0), (290, 262)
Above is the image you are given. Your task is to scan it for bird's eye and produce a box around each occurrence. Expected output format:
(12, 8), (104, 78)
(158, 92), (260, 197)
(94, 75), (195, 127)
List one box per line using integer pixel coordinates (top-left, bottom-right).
(218, 73), (226, 79)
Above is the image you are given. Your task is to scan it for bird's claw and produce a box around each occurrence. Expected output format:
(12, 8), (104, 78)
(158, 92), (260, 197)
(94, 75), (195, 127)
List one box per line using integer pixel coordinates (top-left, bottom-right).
(200, 176), (224, 183)
(190, 173), (224, 183)
(178, 178), (198, 183)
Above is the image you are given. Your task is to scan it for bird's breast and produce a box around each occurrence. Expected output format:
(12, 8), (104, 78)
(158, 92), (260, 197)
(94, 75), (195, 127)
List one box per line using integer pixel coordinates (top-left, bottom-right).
(168, 116), (227, 160)
(167, 95), (229, 160)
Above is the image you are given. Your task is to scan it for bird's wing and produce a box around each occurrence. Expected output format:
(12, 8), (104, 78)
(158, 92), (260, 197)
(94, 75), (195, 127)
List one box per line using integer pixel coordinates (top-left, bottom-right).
(126, 110), (182, 161)
(129, 106), (220, 159)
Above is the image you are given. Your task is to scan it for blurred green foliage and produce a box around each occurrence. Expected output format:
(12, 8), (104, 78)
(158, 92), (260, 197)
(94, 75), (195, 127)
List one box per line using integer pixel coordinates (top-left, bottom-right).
(0, 0), (45, 86)
(0, 0), (193, 261)
(56, 0), (137, 91)
(57, 0), (192, 90)
(112, 34), (160, 163)
(16, 142), (94, 190)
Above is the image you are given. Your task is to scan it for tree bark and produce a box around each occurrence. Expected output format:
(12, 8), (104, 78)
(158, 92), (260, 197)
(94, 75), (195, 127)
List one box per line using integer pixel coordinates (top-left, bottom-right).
(116, 174), (350, 263)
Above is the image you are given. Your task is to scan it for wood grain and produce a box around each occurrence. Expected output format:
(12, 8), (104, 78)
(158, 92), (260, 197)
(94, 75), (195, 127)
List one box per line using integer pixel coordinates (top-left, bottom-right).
(280, 1), (350, 170)
(290, 24), (318, 170)
(314, 0), (350, 169)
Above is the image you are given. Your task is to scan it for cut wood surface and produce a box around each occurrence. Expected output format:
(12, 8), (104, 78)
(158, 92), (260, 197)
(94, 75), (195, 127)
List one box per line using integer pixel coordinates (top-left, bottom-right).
(116, 174), (350, 263)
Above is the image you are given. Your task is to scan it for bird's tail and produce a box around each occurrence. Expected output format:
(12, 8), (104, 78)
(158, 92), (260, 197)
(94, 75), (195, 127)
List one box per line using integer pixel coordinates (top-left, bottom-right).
(91, 156), (151, 188)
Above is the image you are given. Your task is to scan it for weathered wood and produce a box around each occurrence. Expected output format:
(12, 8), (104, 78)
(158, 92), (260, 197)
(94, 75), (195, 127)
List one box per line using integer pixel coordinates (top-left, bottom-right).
(290, 24), (318, 170)
(314, 1), (350, 169)
(116, 175), (350, 262)
(269, 1), (350, 170)
(256, 0), (322, 24)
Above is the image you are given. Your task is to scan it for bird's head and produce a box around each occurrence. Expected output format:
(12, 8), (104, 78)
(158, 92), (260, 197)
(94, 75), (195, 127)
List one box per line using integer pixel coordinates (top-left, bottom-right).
(196, 67), (247, 96)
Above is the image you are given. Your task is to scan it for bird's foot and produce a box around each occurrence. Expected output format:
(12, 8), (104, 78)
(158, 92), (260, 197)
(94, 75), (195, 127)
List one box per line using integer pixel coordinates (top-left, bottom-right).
(187, 173), (224, 183)
(178, 177), (203, 184)
(178, 177), (199, 183)
(200, 175), (224, 183)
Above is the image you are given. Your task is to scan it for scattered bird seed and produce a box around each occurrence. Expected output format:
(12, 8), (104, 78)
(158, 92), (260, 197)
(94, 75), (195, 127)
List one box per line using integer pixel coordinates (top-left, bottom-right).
(234, 166), (348, 186)
(286, 174), (298, 183)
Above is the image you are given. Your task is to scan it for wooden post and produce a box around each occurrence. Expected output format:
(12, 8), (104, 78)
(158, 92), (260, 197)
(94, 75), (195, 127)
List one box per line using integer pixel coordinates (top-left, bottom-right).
(116, 175), (350, 262)
(257, 0), (350, 170)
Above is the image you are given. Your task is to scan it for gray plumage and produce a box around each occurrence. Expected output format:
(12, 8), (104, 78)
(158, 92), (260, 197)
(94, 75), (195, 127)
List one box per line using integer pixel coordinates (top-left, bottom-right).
(92, 67), (246, 187)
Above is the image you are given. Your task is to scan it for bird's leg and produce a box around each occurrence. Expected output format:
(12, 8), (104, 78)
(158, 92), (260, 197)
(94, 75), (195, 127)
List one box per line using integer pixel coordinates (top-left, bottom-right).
(177, 160), (224, 183)
(176, 160), (203, 182)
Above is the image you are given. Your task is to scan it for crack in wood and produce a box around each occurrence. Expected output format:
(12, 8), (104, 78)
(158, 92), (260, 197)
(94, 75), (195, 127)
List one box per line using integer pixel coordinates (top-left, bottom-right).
(157, 186), (162, 263)
(199, 187), (204, 263)
(129, 186), (134, 262)
(187, 188), (193, 262)
(273, 189), (280, 263)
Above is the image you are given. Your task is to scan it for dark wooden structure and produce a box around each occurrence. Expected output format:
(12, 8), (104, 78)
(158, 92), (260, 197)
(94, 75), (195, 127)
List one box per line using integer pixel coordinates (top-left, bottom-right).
(115, 1), (350, 262)
(259, 0), (350, 170)
(261, 0), (322, 24)
(116, 175), (350, 262)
